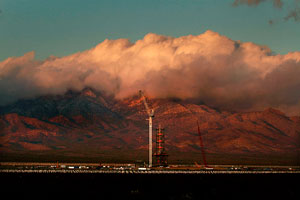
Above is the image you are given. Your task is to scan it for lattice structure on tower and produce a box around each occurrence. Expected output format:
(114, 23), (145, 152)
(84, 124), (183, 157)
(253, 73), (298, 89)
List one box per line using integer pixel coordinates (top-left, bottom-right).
(154, 125), (168, 166)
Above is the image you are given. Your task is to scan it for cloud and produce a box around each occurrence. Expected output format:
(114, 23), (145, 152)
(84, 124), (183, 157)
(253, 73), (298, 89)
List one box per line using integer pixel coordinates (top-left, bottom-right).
(233, 0), (265, 7)
(233, 0), (283, 8)
(284, 7), (300, 22)
(233, 0), (300, 22)
(0, 31), (300, 115)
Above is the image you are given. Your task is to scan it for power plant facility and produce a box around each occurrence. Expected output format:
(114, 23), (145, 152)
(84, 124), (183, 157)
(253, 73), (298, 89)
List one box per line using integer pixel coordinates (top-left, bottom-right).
(2, 91), (299, 174)
(139, 90), (168, 168)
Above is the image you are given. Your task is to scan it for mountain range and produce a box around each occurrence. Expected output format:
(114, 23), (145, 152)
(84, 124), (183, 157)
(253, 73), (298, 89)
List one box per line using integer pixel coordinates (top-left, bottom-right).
(0, 88), (299, 165)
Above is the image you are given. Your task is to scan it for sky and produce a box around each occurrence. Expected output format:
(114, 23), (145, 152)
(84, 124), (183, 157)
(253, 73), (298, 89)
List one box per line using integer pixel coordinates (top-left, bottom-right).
(0, 0), (300, 115)
(0, 0), (300, 61)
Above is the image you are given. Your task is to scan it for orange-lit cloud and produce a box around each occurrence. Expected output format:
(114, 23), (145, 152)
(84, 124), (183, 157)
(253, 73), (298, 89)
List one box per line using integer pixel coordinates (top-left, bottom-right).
(0, 30), (300, 115)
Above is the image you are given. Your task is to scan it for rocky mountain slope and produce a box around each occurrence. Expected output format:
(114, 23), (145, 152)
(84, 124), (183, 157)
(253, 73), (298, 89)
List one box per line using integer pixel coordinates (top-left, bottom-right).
(0, 88), (299, 164)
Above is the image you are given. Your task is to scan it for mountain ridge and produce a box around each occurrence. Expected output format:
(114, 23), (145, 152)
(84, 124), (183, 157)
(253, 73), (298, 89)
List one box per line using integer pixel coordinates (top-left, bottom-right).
(0, 88), (299, 164)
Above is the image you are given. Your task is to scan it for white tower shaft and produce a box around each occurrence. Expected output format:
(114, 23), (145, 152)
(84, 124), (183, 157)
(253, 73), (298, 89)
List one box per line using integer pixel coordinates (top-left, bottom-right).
(139, 90), (154, 168)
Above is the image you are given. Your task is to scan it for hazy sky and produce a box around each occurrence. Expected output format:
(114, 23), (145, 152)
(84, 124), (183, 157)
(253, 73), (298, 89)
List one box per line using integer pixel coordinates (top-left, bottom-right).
(0, 0), (299, 61)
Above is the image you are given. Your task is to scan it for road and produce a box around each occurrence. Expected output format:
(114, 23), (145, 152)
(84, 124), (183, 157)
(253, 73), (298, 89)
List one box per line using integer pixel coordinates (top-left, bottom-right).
(1, 169), (299, 174)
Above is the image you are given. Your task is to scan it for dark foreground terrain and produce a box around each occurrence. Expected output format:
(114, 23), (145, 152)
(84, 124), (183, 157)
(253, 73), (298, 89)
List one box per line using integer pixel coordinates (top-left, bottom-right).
(1, 173), (299, 200)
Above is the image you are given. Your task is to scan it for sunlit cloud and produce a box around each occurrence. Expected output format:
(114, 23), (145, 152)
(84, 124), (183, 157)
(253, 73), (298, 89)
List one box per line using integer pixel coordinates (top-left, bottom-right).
(1, 31), (300, 115)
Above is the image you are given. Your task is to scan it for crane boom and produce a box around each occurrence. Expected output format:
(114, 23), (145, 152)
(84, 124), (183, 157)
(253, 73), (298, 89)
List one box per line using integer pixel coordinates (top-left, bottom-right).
(197, 120), (208, 168)
(139, 90), (154, 167)
(139, 90), (154, 117)
(178, 102), (209, 168)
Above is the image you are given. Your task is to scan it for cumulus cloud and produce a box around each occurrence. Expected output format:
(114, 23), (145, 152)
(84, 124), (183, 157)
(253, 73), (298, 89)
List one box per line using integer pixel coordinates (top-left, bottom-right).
(0, 30), (300, 115)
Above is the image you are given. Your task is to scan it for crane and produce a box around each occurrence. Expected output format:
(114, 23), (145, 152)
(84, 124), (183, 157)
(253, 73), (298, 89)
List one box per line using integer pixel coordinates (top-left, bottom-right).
(197, 120), (208, 168)
(139, 90), (154, 167)
(177, 103), (209, 168)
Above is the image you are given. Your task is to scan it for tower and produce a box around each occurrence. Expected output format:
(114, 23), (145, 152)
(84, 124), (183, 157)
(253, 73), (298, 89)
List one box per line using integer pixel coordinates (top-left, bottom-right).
(154, 125), (168, 166)
(139, 90), (154, 167)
